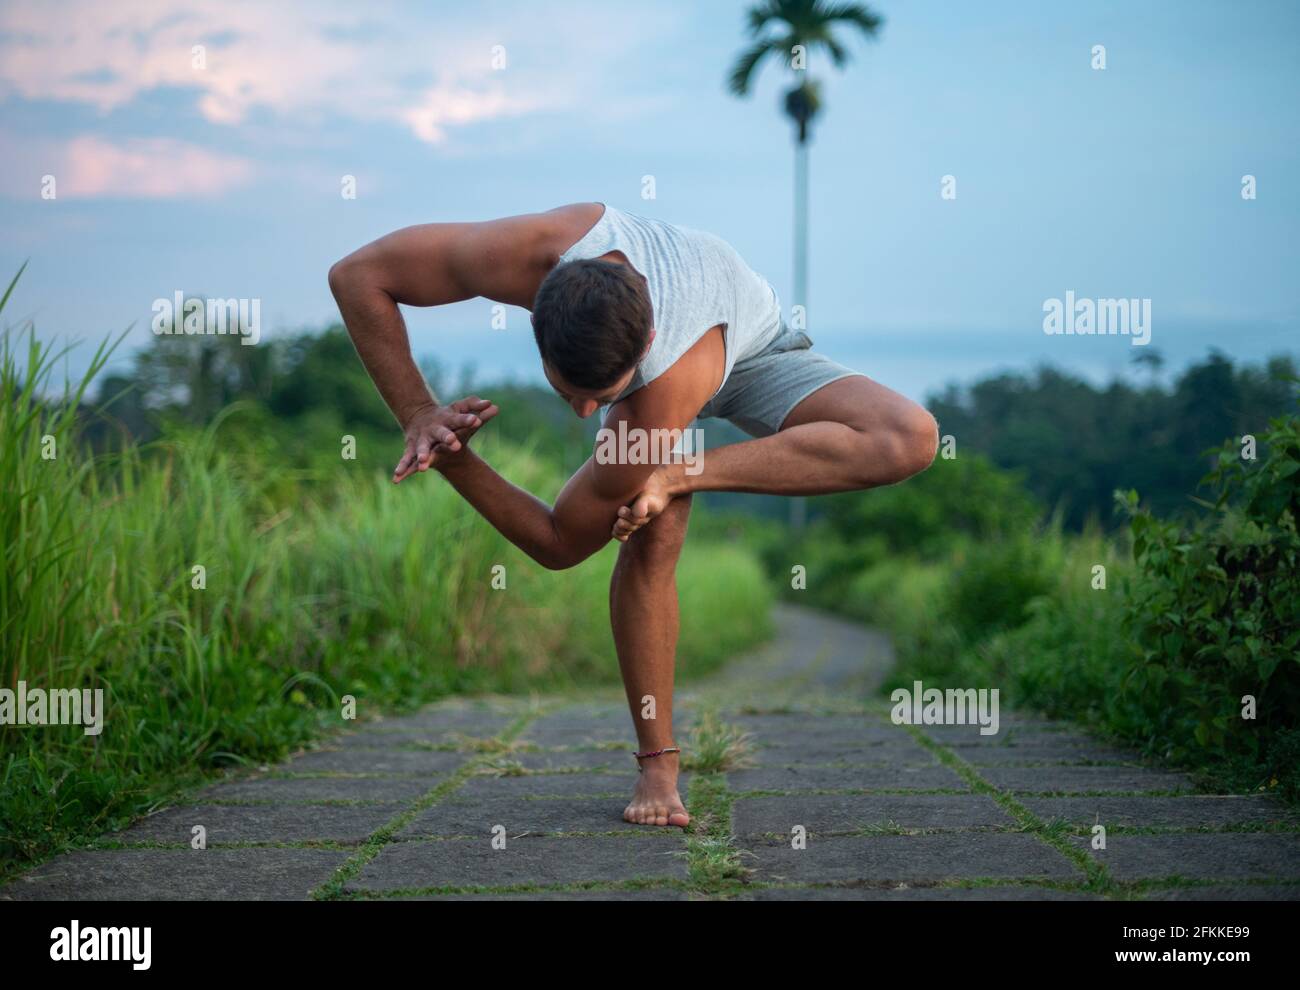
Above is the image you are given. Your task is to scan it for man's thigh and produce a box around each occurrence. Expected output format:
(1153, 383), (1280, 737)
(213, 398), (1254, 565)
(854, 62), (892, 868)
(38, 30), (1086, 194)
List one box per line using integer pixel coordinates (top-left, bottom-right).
(700, 330), (860, 438)
(699, 332), (928, 438)
(698, 323), (932, 440)
(779, 373), (926, 436)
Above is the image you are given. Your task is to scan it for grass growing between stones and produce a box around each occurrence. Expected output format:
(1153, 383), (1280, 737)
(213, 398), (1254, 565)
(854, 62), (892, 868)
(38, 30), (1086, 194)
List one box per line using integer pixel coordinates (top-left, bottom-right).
(90, 838), (359, 852)
(339, 878), (687, 900)
(682, 710), (755, 773)
(308, 709), (537, 900)
(684, 772), (749, 892)
(474, 759), (531, 777)
(442, 734), (531, 755)
(905, 724), (1117, 896)
(1059, 822), (1300, 837)
(1110, 877), (1300, 900)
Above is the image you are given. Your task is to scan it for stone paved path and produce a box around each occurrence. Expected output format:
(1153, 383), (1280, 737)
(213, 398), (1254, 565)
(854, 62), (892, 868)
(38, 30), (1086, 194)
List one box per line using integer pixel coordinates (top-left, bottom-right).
(4, 605), (1299, 900)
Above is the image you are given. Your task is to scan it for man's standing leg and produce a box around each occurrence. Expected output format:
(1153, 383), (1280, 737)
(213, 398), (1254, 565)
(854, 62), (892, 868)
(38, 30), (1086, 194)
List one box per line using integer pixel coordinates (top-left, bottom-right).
(610, 493), (693, 826)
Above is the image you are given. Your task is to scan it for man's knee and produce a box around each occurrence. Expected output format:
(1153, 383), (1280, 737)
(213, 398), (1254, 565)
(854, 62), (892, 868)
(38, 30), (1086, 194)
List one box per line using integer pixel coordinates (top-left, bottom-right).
(856, 404), (938, 486)
(904, 406), (940, 477)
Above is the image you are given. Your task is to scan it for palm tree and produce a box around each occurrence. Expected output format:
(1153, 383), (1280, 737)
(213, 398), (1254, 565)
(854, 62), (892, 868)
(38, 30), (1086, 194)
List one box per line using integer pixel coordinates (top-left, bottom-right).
(729, 0), (882, 528)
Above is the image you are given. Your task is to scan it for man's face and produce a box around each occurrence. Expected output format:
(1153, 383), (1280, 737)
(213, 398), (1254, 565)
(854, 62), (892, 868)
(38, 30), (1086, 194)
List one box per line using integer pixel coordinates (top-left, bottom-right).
(540, 328), (655, 418)
(542, 360), (639, 419)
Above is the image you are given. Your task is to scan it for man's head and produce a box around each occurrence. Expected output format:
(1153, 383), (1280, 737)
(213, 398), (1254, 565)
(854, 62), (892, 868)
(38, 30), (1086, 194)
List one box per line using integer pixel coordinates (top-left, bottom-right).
(532, 258), (654, 417)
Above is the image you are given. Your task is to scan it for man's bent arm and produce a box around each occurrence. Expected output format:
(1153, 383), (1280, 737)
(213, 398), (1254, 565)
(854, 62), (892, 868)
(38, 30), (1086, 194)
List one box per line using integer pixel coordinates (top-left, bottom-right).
(328, 251), (437, 429)
(434, 324), (722, 567)
(328, 211), (577, 478)
(435, 338), (718, 570)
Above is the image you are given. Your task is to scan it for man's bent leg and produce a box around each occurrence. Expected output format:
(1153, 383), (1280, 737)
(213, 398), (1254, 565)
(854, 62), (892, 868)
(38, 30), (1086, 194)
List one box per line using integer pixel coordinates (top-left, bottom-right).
(685, 375), (937, 495)
(610, 493), (692, 827)
(614, 376), (938, 539)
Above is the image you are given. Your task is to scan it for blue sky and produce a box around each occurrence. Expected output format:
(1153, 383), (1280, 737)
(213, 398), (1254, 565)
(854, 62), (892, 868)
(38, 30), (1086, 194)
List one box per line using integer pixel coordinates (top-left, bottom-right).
(1, 0), (1296, 403)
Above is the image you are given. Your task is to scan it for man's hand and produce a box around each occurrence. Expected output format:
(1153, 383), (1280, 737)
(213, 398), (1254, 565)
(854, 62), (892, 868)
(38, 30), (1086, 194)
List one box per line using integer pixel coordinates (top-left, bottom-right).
(393, 397), (498, 483)
(611, 467), (676, 542)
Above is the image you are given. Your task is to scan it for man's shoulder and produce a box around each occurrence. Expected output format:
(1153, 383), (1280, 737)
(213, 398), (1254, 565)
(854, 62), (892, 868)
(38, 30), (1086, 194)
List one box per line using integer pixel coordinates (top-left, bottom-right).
(540, 203), (606, 257)
(620, 326), (726, 421)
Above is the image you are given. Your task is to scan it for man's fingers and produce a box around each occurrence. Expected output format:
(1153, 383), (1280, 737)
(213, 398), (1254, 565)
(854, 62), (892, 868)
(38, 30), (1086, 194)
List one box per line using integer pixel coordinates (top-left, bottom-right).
(613, 521), (642, 541)
(634, 492), (661, 519)
(434, 426), (461, 451)
(449, 396), (488, 412)
(611, 513), (649, 540)
(396, 399), (496, 483)
(457, 398), (497, 419)
(393, 445), (418, 483)
(611, 492), (659, 538)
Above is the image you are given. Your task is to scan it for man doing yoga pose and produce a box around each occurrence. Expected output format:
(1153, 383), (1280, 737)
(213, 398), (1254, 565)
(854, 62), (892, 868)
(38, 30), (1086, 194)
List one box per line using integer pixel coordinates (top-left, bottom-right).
(329, 203), (938, 828)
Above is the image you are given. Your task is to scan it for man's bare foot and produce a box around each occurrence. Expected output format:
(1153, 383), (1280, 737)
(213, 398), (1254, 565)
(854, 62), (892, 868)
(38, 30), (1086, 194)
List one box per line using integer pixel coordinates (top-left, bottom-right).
(623, 757), (690, 827)
(612, 466), (675, 542)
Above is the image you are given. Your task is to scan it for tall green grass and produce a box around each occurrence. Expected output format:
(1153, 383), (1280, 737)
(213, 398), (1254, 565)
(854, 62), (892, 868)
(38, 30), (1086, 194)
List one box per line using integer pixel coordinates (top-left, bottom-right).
(0, 288), (772, 871)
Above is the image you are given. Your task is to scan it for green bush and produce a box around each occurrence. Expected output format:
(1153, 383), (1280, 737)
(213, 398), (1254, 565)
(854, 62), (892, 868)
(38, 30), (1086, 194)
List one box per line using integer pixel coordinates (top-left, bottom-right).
(1115, 408), (1300, 788)
(767, 453), (1045, 618)
(833, 408), (1299, 804)
(818, 451), (1044, 558)
(878, 525), (1085, 696)
(945, 531), (1057, 641)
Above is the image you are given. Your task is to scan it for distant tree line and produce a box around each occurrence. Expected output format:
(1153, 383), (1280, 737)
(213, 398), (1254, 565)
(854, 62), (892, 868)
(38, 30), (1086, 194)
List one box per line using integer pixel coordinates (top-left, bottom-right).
(84, 327), (1296, 529)
(928, 351), (1297, 528)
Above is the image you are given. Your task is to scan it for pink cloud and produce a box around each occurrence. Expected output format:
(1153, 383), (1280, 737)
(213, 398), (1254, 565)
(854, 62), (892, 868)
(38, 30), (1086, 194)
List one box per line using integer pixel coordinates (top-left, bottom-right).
(0, 1), (667, 146)
(59, 136), (254, 199)
(402, 85), (534, 144)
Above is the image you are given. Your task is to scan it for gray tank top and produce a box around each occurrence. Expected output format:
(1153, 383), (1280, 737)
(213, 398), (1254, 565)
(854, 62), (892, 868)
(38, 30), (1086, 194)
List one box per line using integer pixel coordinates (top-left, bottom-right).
(558, 204), (783, 402)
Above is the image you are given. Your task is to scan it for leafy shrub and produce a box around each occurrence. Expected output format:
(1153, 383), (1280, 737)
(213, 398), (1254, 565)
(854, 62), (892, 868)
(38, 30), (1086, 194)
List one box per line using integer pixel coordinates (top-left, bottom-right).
(818, 452), (1043, 560)
(944, 531), (1056, 641)
(1116, 408), (1300, 780)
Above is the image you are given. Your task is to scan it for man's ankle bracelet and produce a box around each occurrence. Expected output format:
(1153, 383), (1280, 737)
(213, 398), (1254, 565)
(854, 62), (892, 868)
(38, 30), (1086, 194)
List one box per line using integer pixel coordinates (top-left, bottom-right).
(633, 746), (680, 771)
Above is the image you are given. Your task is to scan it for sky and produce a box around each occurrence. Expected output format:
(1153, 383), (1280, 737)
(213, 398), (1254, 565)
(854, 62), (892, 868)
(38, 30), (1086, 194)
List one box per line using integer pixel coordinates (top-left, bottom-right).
(1, 0), (1297, 403)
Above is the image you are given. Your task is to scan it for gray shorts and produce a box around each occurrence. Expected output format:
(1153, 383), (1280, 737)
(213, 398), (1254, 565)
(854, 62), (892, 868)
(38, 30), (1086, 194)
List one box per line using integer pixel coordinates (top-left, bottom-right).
(698, 325), (861, 437)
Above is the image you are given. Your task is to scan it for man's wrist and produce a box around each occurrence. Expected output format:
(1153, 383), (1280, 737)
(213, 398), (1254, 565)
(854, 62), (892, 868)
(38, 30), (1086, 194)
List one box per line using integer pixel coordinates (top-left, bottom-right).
(661, 462), (691, 497)
(398, 397), (439, 431)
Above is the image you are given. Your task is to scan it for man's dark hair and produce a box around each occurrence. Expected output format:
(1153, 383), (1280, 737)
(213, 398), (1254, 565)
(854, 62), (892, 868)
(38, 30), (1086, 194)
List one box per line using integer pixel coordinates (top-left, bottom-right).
(532, 259), (652, 390)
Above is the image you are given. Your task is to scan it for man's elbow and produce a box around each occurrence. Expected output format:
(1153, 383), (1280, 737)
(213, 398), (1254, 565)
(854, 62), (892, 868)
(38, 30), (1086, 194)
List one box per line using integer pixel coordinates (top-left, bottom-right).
(535, 541), (597, 572)
(327, 256), (356, 300)
(537, 547), (580, 572)
(537, 554), (570, 572)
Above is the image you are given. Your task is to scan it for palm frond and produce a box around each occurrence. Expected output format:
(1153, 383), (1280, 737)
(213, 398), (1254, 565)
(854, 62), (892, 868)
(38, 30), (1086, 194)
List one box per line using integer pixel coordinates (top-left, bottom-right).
(820, 2), (883, 37)
(728, 38), (782, 96)
(819, 31), (850, 67)
(745, 0), (785, 36)
(729, 0), (882, 104)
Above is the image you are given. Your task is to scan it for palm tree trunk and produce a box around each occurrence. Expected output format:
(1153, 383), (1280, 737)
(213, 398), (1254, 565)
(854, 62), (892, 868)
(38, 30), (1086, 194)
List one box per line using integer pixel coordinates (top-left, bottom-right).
(794, 136), (809, 317)
(790, 135), (809, 531)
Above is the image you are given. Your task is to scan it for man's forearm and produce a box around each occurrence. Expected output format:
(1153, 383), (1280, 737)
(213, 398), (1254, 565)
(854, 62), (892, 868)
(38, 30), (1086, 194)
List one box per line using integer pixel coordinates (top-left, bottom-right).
(436, 450), (578, 570)
(329, 264), (436, 428)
